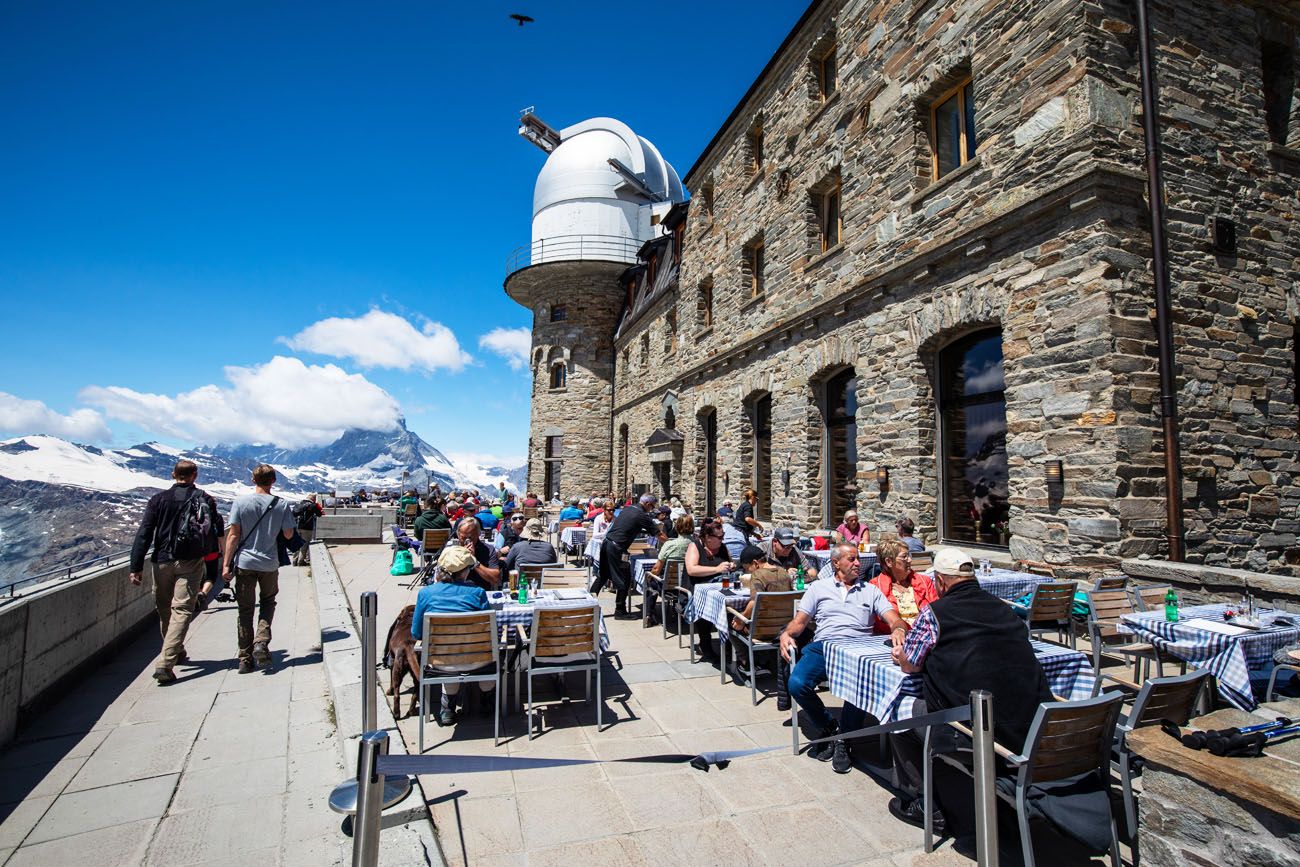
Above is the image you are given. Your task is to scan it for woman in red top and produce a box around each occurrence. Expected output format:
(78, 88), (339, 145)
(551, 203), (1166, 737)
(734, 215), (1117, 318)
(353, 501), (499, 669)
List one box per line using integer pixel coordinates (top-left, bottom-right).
(869, 538), (938, 633)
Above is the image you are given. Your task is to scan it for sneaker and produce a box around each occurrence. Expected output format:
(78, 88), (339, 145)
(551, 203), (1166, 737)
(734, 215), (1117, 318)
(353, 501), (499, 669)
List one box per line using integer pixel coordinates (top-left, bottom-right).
(238, 660), (255, 674)
(438, 708), (456, 726)
(831, 739), (853, 774)
(253, 642), (271, 667)
(888, 796), (947, 836)
(153, 668), (176, 685)
(807, 726), (838, 761)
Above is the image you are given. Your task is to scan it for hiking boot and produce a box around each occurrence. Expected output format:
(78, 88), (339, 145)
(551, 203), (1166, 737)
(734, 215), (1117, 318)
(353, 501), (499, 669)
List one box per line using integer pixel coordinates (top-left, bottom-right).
(176, 649), (189, 664)
(253, 642), (271, 667)
(889, 796), (946, 836)
(807, 726), (838, 760)
(830, 739), (853, 774)
(238, 660), (256, 674)
(153, 668), (176, 685)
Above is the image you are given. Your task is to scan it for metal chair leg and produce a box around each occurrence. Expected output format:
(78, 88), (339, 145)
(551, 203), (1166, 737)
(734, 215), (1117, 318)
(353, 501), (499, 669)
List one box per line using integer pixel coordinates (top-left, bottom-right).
(720, 634), (728, 684)
(1017, 786), (1035, 867)
(749, 643), (758, 705)
(596, 662), (603, 731)
(527, 668), (535, 740)
(923, 726), (933, 852)
(418, 680), (425, 753)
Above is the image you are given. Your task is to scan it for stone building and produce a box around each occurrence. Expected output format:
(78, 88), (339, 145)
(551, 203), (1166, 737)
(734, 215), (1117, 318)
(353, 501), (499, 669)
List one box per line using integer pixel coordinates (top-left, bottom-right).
(506, 0), (1300, 577)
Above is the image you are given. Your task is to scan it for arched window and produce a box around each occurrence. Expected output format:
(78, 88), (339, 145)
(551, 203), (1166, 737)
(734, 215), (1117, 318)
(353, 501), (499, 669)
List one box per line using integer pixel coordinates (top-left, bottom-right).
(938, 330), (1008, 544)
(549, 362), (567, 389)
(701, 409), (718, 516)
(823, 369), (858, 526)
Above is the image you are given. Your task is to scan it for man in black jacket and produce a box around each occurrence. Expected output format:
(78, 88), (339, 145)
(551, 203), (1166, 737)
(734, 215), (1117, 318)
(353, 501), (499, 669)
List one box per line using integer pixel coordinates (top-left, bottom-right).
(591, 493), (666, 618)
(130, 460), (220, 685)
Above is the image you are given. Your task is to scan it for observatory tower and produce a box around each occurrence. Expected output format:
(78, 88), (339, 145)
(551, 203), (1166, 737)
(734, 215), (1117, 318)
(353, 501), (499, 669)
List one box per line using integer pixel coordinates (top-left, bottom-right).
(505, 114), (684, 499)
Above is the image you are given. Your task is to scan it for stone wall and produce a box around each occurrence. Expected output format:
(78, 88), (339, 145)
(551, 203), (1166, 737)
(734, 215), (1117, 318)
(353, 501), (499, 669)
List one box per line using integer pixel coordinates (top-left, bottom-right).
(507, 260), (627, 499)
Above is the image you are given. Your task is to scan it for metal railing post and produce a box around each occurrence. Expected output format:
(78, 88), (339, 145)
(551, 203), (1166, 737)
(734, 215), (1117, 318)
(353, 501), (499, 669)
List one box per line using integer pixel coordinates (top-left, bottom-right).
(360, 592), (378, 733)
(351, 730), (387, 867)
(970, 690), (999, 867)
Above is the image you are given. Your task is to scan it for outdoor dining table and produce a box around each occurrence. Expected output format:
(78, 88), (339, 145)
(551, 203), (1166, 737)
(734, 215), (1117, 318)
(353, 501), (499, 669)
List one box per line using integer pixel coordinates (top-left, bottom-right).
(486, 588), (610, 651)
(974, 568), (1052, 601)
(683, 579), (749, 639)
(824, 635), (1097, 722)
(560, 526), (587, 549)
(586, 535), (655, 570)
(1120, 603), (1300, 710)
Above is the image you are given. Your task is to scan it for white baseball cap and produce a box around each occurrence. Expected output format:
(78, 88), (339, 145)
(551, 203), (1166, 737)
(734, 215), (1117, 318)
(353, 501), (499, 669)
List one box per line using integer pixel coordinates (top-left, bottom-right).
(932, 547), (975, 576)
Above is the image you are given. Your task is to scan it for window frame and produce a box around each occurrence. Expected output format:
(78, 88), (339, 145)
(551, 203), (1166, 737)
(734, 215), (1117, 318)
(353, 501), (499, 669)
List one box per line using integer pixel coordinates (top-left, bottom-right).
(929, 77), (977, 181)
(746, 122), (764, 176)
(550, 304), (568, 323)
(744, 240), (765, 299)
(821, 367), (859, 528)
(548, 361), (567, 390)
(699, 277), (714, 330)
(819, 180), (842, 252)
(816, 44), (837, 102)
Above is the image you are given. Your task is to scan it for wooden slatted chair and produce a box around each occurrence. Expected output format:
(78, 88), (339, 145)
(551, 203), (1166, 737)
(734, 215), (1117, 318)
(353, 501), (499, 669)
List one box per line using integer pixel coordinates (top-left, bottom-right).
(540, 567), (589, 589)
(403, 502), (419, 528)
(924, 692), (1125, 867)
(722, 590), (804, 704)
(413, 529), (452, 585)
(1113, 670), (1212, 840)
(1092, 574), (1127, 592)
(654, 560), (690, 646)
(522, 506), (539, 519)
(417, 610), (503, 752)
(1129, 584), (1173, 613)
(1022, 581), (1078, 648)
(910, 551), (933, 571)
(511, 561), (561, 592)
(516, 603), (603, 738)
(1085, 589), (1164, 693)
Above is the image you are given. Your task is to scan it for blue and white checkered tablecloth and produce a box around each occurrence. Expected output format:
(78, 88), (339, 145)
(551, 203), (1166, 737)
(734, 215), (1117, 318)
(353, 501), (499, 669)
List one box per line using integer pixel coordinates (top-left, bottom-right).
(683, 581), (748, 638)
(976, 569), (1053, 601)
(632, 556), (660, 593)
(1120, 604), (1299, 710)
(824, 637), (1096, 723)
(487, 589), (609, 651)
(560, 526), (587, 549)
(805, 548), (878, 572)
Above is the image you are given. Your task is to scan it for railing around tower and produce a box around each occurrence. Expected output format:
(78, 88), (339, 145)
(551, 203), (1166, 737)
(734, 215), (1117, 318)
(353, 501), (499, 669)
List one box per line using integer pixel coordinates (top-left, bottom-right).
(505, 234), (643, 276)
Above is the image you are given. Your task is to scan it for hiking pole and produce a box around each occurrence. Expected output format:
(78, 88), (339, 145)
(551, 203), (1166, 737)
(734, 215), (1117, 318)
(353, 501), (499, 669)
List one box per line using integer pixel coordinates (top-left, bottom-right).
(1181, 716), (1294, 750)
(360, 592), (378, 733)
(970, 690), (1000, 867)
(1207, 722), (1300, 757)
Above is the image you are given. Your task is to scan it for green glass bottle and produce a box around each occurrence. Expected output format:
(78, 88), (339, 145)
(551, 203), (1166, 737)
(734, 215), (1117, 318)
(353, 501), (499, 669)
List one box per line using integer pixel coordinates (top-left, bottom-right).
(795, 564), (806, 592)
(1164, 587), (1178, 623)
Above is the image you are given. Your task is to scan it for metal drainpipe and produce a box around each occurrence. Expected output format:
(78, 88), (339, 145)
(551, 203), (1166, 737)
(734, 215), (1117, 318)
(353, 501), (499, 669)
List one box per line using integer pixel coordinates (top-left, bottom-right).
(1136, 0), (1186, 561)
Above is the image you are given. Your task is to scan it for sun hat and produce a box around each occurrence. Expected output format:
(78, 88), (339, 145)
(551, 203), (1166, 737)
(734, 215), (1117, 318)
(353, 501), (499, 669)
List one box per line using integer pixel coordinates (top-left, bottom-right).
(438, 545), (477, 575)
(522, 518), (545, 540)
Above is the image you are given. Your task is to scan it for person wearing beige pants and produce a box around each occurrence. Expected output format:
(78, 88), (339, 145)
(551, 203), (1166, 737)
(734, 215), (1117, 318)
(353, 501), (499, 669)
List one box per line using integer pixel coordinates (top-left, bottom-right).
(153, 558), (205, 671)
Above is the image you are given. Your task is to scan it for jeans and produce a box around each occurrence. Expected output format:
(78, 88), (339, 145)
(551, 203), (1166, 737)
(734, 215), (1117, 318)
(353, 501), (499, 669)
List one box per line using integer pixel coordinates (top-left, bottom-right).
(235, 568), (279, 662)
(153, 558), (204, 670)
(787, 640), (866, 735)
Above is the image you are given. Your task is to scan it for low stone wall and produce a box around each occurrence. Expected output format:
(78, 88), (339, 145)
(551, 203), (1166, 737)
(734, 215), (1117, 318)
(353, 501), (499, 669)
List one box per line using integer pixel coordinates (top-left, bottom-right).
(1121, 559), (1300, 607)
(315, 513), (384, 544)
(0, 561), (156, 747)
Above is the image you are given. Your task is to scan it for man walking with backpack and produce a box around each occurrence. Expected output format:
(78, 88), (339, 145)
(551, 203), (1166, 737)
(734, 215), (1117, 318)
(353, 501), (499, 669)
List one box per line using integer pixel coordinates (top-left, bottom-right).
(291, 493), (323, 566)
(222, 464), (296, 673)
(129, 459), (220, 685)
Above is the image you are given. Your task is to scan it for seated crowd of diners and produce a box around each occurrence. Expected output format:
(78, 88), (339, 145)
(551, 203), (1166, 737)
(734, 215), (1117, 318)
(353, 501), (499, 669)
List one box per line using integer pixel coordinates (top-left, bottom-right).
(401, 486), (1131, 848)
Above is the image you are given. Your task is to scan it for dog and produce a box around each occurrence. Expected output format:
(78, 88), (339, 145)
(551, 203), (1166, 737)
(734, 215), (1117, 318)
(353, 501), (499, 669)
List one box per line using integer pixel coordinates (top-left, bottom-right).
(383, 605), (421, 718)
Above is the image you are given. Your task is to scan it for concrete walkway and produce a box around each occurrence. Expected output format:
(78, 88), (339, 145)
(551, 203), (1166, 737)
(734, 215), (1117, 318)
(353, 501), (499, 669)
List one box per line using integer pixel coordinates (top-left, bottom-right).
(0, 565), (350, 866)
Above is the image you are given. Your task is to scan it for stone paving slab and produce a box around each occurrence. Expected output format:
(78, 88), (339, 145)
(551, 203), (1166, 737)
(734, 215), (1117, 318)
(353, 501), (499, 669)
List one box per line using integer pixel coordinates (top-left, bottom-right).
(0, 563), (351, 867)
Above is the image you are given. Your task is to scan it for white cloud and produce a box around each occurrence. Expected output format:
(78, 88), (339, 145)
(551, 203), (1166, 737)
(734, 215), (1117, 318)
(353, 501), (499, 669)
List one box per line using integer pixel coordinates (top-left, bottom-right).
(445, 451), (527, 470)
(281, 309), (471, 372)
(0, 392), (111, 442)
(478, 327), (531, 371)
(80, 356), (402, 448)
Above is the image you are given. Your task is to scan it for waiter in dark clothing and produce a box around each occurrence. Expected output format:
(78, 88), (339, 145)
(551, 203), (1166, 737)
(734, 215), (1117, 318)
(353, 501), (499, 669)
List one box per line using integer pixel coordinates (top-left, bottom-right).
(887, 547), (1053, 835)
(591, 493), (666, 618)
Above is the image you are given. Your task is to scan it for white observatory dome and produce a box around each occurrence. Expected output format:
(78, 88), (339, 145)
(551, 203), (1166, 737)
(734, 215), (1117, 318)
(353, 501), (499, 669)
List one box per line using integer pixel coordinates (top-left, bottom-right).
(530, 117), (684, 265)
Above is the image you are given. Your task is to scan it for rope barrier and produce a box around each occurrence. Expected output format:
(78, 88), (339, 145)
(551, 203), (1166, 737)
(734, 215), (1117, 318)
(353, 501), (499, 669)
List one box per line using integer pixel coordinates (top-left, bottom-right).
(374, 704), (974, 777)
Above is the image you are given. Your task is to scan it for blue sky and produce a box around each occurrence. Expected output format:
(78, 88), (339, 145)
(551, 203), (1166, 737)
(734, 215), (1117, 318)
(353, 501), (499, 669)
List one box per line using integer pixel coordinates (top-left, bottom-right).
(0, 1), (805, 465)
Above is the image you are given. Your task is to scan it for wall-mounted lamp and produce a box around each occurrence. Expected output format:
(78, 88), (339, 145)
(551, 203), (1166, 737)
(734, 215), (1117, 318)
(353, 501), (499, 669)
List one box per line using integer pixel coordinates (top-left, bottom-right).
(876, 467), (889, 487)
(1045, 460), (1064, 486)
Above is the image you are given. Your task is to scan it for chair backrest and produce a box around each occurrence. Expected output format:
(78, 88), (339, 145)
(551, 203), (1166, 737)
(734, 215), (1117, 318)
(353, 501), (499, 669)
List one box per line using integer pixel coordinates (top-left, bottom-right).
(405, 503), (418, 517)
(540, 567), (588, 588)
(422, 528), (451, 551)
(911, 551), (933, 570)
(1127, 669), (1213, 730)
(522, 506), (539, 519)
(661, 560), (684, 592)
(421, 610), (499, 670)
(1093, 574), (1127, 592)
(1028, 581), (1078, 623)
(1020, 691), (1124, 784)
(557, 520), (581, 532)
(751, 591), (804, 641)
(1130, 584), (1172, 613)
(530, 604), (599, 661)
(1086, 588), (1135, 641)
(515, 561), (560, 591)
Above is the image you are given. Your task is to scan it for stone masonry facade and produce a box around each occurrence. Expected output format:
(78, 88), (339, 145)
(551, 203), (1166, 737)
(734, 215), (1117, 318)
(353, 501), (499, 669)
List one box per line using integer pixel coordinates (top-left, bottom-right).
(510, 0), (1300, 578)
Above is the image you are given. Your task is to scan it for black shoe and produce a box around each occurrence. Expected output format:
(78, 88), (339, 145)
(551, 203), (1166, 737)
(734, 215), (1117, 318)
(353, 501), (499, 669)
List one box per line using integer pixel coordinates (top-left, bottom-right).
(253, 642), (272, 667)
(807, 727), (838, 761)
(776, 695), (791, 712)
(438, 707), (456, 726)
(238, 660), (255, 674)
(728, 661), (752, 686)
(153, 668), (176, 685)
(831, 739), (853, 774)
(888, 796), (946, 836)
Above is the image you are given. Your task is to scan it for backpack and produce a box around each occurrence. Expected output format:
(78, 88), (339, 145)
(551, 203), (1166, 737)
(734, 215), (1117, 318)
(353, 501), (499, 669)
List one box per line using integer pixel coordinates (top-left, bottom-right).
(291, 499), (317, 529)
(173, 487), (217, 560)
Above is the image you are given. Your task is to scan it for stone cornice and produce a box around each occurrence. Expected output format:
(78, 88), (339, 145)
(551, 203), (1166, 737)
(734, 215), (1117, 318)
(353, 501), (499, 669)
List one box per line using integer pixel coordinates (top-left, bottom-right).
(611, 160), (1147, 415)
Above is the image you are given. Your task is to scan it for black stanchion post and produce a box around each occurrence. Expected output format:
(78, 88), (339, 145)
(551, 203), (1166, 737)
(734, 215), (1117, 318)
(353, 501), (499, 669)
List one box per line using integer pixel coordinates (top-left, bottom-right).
(970, 690), (999, 866)
(351, 730), (387, 867)
(360, 591), (378, 733)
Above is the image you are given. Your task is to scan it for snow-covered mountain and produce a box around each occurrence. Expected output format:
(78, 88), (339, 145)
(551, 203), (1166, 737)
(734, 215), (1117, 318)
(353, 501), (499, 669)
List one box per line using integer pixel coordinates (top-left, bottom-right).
(0, 420), (523, 587)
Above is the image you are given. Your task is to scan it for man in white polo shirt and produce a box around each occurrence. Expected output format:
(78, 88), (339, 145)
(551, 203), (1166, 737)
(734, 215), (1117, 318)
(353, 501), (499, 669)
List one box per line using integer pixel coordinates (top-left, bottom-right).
(779, 543), (909, 773)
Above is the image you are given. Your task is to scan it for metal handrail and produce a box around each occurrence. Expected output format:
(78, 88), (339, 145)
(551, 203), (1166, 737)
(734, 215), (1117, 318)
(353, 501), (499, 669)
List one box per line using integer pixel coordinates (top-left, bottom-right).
(504, 234), (643, 275)
(5, 549), (132, 597)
